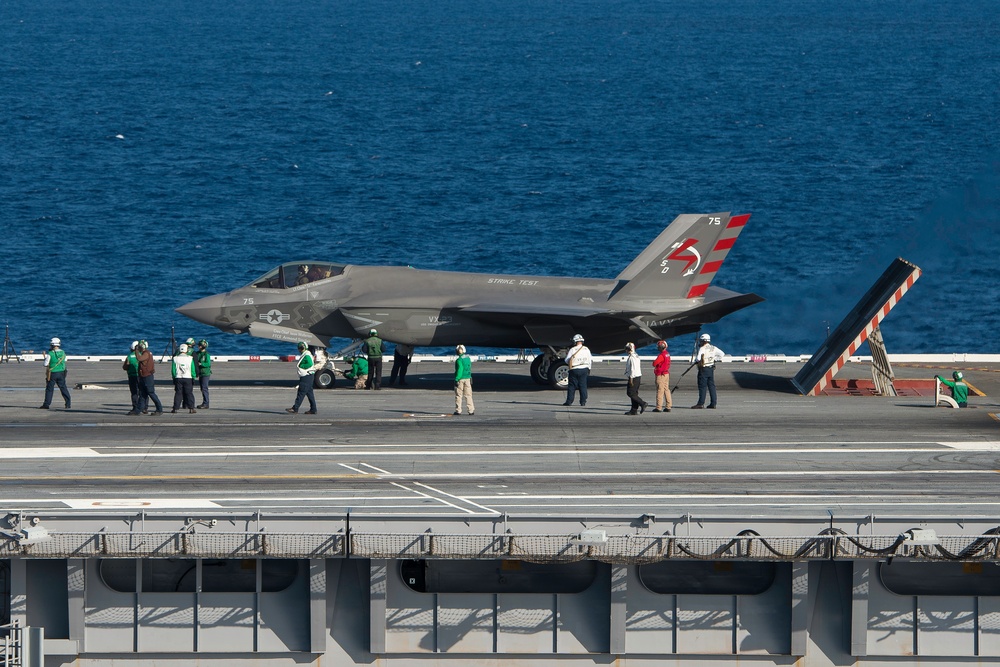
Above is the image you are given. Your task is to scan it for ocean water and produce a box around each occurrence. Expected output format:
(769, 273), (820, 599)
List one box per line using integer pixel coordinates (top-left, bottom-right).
(1, 0), (997, 357)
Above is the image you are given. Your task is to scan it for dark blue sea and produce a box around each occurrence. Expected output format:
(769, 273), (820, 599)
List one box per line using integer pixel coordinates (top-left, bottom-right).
(2, 0), (998, 357)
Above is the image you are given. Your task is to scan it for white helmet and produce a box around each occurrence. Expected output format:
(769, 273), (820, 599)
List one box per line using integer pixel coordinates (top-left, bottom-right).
(50, 337), (61, 347)
(572, 334), (584, 343)
(699, 333), (711, 342)
(178, 344), (189, 354)
(456, 344), (466, 355)
(130, 340), (138, 350)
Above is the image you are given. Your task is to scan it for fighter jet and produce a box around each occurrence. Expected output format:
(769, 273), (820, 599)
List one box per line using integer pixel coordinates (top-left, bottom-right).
(177, 212), (762, 388)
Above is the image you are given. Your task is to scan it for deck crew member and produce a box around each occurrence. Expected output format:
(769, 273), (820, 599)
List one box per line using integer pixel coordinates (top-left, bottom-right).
(936, 371), (970, 408)
(286, 342), (318, 414)
(135, 340), (163, 416)
(194, 339), (211, 408)
(40, 337), (71, 410)
(123, 341), (140, 414)
(363, 329), (386, 390)
(454, 345), (474, 415)
(171, 344), (197, 413)
(652, 340), (672, 412)
(692, 333), (724, 409)
(341, 355), (369, 389)
(563, 333), (592, 407)
(624, 342), (647, 415)
(389, 343), (413, 386)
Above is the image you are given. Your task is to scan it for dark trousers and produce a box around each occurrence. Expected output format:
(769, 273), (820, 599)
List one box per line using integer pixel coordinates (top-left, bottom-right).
(566, 368), (589, 405)
(138, 375), (163, 413)
(44, 371), (71, 408)
(293, 374), (317, 412)
(198, 375), (210, 407)
(127, 375), (140, 411)
(365, 357), (383, 389)
(626, 377), (646, 413)
(173, 378), (195, 410)
(389, 356), (410, 385)
(697, 366), (717, 407)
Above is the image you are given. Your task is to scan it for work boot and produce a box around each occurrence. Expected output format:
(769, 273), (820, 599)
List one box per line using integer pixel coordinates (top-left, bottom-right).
(189, 408), (197, 413)
(285, 408), (297, 414)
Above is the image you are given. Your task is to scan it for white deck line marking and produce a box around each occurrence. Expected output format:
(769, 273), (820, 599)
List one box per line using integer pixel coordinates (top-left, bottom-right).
(337, 463), (369, 475)
(389, 482), (474, 514)
(96, 440), (953, 450)
(377, 470), (1000, 479)
(940, 441), (1000, 450)
(0, 447), (98, 459)
(4, 445), (997, 460)
(412, 482), (500, 515)
(359, 462), (393, 475)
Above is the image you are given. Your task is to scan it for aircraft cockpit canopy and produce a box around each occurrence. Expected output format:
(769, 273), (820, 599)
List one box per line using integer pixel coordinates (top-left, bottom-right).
(250, 263), (346, 289)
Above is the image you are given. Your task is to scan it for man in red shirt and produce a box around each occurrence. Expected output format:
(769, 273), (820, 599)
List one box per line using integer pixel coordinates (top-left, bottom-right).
(652, 340), (672, 412)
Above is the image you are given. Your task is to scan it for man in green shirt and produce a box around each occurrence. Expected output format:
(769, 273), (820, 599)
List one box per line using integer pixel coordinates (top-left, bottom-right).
(40, 337), (71, 410)
(194, 339), (212, 409)
(454, 344), (474, 416)
(363, 329), (386, 390)
(123, 341), (140, 414)
(341, 355), (369, 389)
(286, 342), (318, 414)
(937, 371), (970, 408)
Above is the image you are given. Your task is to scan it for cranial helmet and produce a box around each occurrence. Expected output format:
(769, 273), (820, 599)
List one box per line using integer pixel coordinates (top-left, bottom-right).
(369, 329), (378, 336)
(130, 340), (139, 351)
(625, 342), (635, 352)
(198, 339), (208, 348)
(178, 344), (189, 354)
(297, 341), (307, 351)
(953, 371), (964, 381)
(657, 340), (667, 350)
(456, 344), (466, 355)
(185, 338), (195, 346)
(50, 337), (61, 346)
(699, 333), (711, 342)
(138, 340), (148, 350)
(572, 334), (584, 343)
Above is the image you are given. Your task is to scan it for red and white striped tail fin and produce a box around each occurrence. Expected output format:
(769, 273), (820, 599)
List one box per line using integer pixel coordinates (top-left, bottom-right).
(610, 212), (752, 303)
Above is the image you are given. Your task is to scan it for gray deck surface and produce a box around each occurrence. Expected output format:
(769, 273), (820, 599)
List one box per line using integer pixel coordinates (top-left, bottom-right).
(1, 358), (998, 522)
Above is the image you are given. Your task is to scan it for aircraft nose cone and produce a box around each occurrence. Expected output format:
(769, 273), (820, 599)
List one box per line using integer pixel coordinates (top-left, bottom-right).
(175, 293), (227, 327)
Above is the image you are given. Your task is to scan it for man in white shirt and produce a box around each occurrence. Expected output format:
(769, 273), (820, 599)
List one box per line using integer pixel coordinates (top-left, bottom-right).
(562, 334), (592, 407)
(692, 333), (725, 409)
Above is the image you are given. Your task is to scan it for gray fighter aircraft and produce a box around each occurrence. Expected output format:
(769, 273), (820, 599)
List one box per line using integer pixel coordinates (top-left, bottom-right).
(177, 212), (762, 388)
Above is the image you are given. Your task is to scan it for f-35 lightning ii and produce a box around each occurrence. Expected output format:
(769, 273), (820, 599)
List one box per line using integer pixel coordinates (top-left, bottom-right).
(176, 212), (763, 388)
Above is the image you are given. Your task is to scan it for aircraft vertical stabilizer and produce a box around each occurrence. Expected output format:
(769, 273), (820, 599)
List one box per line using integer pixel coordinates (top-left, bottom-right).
(609, 212), (750, 303)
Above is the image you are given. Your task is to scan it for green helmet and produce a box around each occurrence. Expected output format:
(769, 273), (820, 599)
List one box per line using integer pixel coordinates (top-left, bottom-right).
(137, 340), (148, 350)
(297, 341), (307, 351)
(185, 337), (196, 346)
(953, 371), (964, 381)
(369, 328), (378, 336)
(198, 339), (208, 348)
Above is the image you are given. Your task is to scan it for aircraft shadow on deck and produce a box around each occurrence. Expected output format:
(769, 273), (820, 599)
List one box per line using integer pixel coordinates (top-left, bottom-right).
(731, 371), (800, 394)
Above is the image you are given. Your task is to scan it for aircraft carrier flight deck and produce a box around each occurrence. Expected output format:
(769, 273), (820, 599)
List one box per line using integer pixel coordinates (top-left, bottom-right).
(2, 355), (1000, 665)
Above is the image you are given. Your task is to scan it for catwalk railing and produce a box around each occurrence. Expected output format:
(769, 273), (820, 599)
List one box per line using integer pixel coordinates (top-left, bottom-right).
(3, 530), (1000, 562)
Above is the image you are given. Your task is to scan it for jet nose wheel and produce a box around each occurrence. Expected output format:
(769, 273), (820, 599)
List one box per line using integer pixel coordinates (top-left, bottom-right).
(547, 360), (570, 389)
(314, 369), (336, 389)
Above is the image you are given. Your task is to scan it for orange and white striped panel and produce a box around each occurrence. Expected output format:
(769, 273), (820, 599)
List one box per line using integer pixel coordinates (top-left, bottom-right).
(807, 266), (922, 396)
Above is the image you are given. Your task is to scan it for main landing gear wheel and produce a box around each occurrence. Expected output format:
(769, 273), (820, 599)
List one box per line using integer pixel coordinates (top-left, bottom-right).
(530, 355), (551, 385)
(547, 360), (570, 389)
(314, 369), (336, 389)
